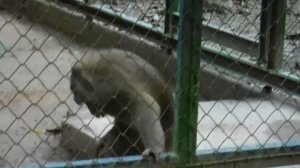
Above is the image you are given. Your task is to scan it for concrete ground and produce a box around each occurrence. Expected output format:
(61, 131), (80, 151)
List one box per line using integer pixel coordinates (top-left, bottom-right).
(197, 99), (300, 151)
(61, 99), (300, 159)
(0, 10), (89, 167)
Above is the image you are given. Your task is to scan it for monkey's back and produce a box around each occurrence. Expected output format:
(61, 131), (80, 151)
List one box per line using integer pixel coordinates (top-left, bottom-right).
(79, 48), (168, 98)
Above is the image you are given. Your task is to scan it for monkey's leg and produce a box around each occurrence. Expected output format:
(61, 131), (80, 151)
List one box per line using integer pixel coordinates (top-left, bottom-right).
(161, 103), (175, 152)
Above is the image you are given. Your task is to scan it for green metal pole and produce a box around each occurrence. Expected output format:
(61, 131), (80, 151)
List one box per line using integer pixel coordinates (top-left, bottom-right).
(268, 0), (286, 69)
(259, 0), (272, 64)
(165, 0), (179, 39)
(175, 0), (203, 165)
(263, 0), (286, 93)
(169, 0), (179, 14)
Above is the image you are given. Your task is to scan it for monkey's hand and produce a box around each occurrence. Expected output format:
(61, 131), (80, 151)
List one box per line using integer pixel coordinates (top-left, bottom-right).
(142, 148), (159, 162)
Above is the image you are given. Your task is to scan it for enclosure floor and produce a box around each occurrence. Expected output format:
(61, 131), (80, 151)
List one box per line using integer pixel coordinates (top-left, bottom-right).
(61, 99), (300, 161)
(0, 11), (90, 167)
(197, 99), (300, 152)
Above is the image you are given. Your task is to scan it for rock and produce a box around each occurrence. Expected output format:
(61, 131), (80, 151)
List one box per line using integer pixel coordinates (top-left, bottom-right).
(153, 13), (159, 22)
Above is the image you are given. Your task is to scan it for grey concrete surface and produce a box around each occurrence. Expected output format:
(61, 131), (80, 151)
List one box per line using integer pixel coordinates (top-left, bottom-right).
(197, 99), (300, 151)
(61, 99), (300, 160)
(0, 10), (87, 167)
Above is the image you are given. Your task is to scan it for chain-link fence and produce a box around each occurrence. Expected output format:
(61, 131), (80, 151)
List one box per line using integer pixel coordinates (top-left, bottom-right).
(1, 0), (300, 167)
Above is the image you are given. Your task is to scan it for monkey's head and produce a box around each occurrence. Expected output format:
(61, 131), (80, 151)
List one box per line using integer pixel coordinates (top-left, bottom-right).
(70, 66), (118, 117)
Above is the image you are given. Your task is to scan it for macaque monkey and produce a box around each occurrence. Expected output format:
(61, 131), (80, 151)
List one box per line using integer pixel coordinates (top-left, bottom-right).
(70, 48), (174, 159)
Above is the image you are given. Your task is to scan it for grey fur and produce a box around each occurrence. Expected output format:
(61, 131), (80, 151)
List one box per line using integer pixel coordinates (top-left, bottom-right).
(70, 48), (174, 157)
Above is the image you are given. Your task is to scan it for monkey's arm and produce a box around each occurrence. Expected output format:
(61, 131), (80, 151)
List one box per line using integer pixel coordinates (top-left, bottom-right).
(132, 98), (165, 157)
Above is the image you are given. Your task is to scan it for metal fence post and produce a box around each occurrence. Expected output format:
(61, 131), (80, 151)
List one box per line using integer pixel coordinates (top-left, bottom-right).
(261, 0), (286, 93)
(268, 0), (286, 69)
(165, 0), (179, 35)
(175, 0), (203, 165)
(259, 0), (272, 64)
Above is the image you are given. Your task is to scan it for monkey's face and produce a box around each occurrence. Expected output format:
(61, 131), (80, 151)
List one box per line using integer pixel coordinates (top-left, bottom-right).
(70, 68), (115, 117)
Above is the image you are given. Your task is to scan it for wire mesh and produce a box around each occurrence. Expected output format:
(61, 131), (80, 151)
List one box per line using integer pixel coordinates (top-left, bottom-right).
(0, 0), (300, 168)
